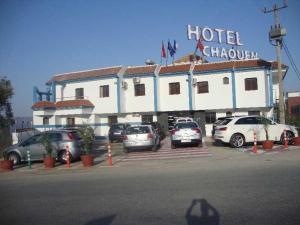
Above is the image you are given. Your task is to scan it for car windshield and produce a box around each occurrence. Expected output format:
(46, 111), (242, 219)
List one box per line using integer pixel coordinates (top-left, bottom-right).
(111, 124), (125, 130)
(175, 122), (198, 129)
(126, 126), (150, 134)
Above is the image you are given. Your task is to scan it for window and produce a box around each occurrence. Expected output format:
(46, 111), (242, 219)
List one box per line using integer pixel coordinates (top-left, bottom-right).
(245, 78), (258, 91)
(43, 117), (49, 125)
(248, 111), (260, 116)
(226, 111), (232, 117)
(47, 133), (62, 142)
(134, 84), (145, 96)
(205, 112), (216, 124)
(75, 88), (84, 99)
(108, 116), (118, 126)
(67, 117), (75, 127)
(142, 115), (153, 123)
(100, 85), (109, 98)
(197, 81), (209, 93)
(223, 77), (229, 85)
(169, 82), (180, 95)
(291, 105), (300, 116)
(235, 117), (258, 125)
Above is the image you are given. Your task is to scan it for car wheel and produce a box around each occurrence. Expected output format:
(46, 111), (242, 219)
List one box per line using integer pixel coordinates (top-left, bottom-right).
(230, 133), (245, 148)
(58, 150), (73, 164)
(280, 131), (295, 145)
(197, 141), (203, 148)
(151, 145), (158, 152)
(171, 142), (176, 149)
(8, 152), (21, 165)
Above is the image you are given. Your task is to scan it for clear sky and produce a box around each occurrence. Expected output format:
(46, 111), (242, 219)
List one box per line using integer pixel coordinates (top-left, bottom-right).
(1, 0), (300, 117)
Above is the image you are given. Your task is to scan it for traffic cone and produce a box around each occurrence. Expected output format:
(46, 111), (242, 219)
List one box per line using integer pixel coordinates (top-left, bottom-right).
(284, 129), (288, 150)
(252, 131), (257, 154)
(107, 144), (113, 166)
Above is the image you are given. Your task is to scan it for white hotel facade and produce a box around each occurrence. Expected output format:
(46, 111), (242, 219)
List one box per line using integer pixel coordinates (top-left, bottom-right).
(32, 58), (287, 136)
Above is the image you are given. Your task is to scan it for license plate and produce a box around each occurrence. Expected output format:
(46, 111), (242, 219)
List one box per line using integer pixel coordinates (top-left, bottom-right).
(181, 139), (191, 143)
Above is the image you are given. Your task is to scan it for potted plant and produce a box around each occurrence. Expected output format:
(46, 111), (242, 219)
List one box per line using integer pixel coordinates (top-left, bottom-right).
(78, 125), (95, 167)
(41, 133), (56, 168)
(262, 116), (274, 150)
(0, 152), (14, 171)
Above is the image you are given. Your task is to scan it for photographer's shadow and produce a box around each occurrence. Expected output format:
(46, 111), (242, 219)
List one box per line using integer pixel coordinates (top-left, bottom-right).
(185, 199), (219, 225)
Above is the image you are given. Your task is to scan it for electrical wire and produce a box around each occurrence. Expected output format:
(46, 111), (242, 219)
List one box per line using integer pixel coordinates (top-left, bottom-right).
(282, 40), (300, 82)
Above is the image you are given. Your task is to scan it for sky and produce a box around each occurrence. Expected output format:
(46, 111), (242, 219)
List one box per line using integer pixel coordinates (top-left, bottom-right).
(0, 0), (300, 117)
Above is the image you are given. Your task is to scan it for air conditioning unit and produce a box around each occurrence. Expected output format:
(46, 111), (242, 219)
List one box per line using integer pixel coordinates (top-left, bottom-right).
(192, 78), (197, 86)
(133, 77), (140, 84)
(122, 81), (128, 90)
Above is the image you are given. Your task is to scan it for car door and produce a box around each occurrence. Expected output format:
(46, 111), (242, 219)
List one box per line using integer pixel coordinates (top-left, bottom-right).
(234, 117), (260, 142)
(21, 134), (45, 160)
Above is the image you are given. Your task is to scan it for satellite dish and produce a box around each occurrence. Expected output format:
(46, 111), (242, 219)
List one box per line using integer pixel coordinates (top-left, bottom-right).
(145, 59), (155, 65)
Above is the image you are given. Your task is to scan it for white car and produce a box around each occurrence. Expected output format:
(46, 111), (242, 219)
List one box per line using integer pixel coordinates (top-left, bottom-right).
(214, 116), (298, 148)
(170, 121), (202, 148)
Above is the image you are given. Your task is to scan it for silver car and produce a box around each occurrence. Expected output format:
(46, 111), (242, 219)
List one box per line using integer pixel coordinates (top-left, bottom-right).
(3, 130), (83, 165)
(123, 125), (160, 152)
(170, 122), (202, 149)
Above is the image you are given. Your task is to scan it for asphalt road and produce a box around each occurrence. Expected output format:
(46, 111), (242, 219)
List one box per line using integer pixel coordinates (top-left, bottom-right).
(1, 146), (300, 225)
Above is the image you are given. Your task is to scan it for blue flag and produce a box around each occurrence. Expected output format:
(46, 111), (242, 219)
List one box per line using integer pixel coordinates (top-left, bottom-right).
(173, 40), (177, 53)
(168, 41), (175, 57)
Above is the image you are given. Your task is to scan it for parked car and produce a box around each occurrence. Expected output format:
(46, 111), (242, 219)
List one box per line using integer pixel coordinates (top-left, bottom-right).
(2, 130), (84, 165)
(170, 121), (202, 148)
(108, 123), (130, 142)
(123, 125), (160, 152)
(214, 115), (299, 148)
(211, 116), (242, 136)
(142, 121), (165, 140)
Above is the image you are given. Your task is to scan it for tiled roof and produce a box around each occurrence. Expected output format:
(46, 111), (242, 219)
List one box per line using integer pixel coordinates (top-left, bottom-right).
(32, 101), (56, 109)
(32, 100), (94, 110)
(271, 61), (288, 69)
(124, 65), (157, 76)
(193, 59), (288, 72)
(47, 66), (122, 84)
(56, 100), (94, 108)
(159, 64), (192, 74)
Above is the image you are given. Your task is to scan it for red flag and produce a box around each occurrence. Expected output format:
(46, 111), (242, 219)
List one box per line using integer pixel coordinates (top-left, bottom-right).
(161, 41), (166, 58)
(197, 38), (204, 52)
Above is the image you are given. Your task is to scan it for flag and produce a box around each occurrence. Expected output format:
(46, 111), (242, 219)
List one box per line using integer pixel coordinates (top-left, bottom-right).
(161, 41), (166, 58)
(197, 38), (204, 52)
(173, 40), (178, 53)
(168, 41), (175, 57)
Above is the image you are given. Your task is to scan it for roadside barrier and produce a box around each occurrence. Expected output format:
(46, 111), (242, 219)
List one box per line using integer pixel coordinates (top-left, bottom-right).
(107, 143), (113, 166)
(252, 131), (257, 154)
(66, 145), (71, 168)
(27, 149), (31, 169)
(284, 129), (288, 149)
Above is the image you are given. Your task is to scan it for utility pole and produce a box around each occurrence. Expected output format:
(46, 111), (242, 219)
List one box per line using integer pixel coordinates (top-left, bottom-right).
(263, 1), (287, 124)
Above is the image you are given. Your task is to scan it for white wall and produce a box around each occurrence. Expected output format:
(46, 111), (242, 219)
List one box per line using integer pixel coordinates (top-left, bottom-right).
(235, 70), (268, 108)
(61, 78), (118, 113)
(159, 75), (189, 111)
(194, 72), (232, 110)
(123, 77), (154, 113)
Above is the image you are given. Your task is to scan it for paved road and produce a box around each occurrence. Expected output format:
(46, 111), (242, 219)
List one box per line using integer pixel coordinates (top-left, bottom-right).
(1, 142), (300, 225)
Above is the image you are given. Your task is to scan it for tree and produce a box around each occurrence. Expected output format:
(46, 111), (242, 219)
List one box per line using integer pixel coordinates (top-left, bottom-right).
(0, 77), (14, 127)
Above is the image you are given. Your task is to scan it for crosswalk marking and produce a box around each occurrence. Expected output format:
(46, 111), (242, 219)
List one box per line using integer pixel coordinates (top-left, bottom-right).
(118, 138), (211, 162)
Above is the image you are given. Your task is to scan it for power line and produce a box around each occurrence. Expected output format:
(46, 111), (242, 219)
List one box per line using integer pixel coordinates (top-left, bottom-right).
(282, 40), (300, 82)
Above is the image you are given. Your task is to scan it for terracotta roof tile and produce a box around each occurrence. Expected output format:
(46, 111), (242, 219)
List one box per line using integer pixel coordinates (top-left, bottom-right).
(48, 66), (122, 84)
(124, 65), (157, 76)
(159, 64), (192, 74)
(32, 101), (56, 109)
(193, 59), (288, 72)
(271, 61), (288, 69)
(55, 100), (94, 108)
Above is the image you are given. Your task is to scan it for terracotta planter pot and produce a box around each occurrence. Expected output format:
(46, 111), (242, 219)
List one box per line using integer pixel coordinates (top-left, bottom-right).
(81, 155), (94, 167)
(293, 137), (300, 146)
(44, 156), (56, 168)
(262, 140), (274, 150)
(0, 160), (14, 171)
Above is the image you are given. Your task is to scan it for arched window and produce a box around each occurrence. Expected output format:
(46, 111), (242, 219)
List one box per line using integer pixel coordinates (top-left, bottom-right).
(223, 77), (229, 85)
